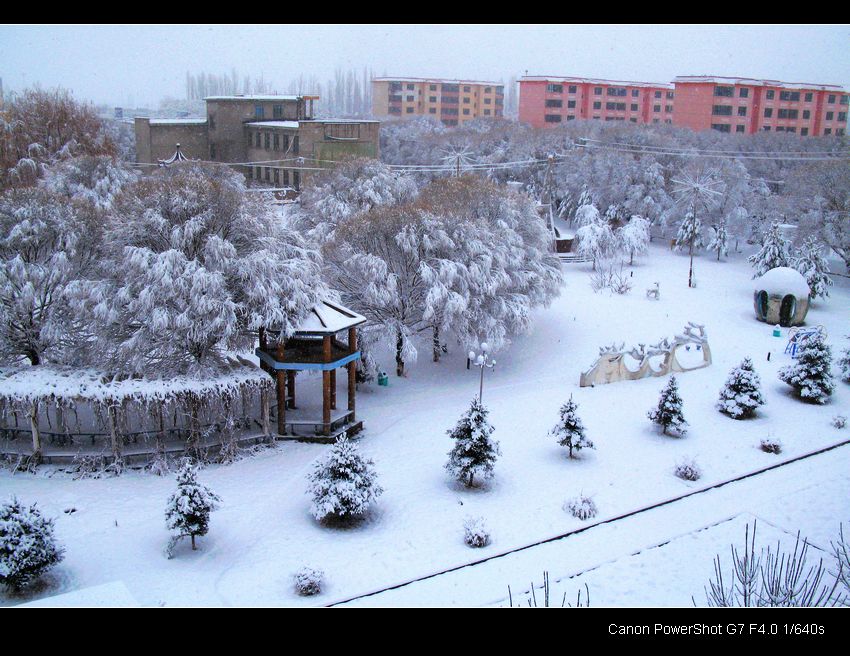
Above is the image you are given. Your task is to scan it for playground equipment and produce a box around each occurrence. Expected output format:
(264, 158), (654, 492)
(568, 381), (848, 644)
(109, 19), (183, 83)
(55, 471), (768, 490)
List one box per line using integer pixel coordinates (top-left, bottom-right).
(753, 267), (810, 327)
(784, 326), (826, 358)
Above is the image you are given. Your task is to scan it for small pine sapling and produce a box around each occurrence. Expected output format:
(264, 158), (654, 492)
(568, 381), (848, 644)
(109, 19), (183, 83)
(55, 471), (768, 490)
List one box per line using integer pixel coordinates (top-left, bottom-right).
(716, 357), (766, 419)
(165, 460), (221, 554)
(551, 396), (595, 458)
(463, 516), (491, 548)
(749, 222), (792, 278)
(307, 434), (383, 522)
(293, 567), (324, 596)
(0, 497), (65, 592)
(792, 236), (833, 301)
(778, 332), (835, 404)
(838, 339), (850, 383)
(445, 398), (501, 488)
(648, 375), (688, 436)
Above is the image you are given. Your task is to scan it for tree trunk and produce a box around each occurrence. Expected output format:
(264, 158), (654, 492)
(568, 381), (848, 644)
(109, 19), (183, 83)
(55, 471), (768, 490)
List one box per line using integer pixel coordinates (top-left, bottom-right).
(28, 401), (42, 465)
(191, 534), (196, 550)
(395, 329), (405, 377)
(432, 324), (441, 362)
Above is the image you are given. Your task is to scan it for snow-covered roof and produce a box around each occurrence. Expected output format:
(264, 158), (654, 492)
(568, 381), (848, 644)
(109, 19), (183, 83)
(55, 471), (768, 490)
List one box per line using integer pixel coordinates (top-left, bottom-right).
(373, 77), (502, 87)
(521, 75), (674, 89)
(674, 76), (846, 92)
(204, 95), (306, 101)
(296, 300), (367, 335)
(246, 121), (300, 129)
(302, 119), (380, 124)
(755, 267), (810, 298)
(146, 118), (208, 125)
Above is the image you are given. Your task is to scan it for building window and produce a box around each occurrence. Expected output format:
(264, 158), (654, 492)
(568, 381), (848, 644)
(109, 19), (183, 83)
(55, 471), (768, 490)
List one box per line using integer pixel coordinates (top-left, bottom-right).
(594, 87), (602, 95)
(209, 114), (216, 130)
(762, 126), (770, 131)
(484, 87), (491, 93)
(209, 144), (216, 159)
(274, 169), (279, 185)
(839, 112), (847, 122)
(568, 85), (577, 94)
(264, 133), (270, 149)
(778, 109), (798, 119)
(544, 114), (562, 123)
(406, 107), (414, 113)
(837, 128), (845, 136)
(712, 105), (733, 116)
(714, 86), (734, 97)
(739, 88), (749, 98)
(803, 110), (811, 119)
(545, 99), (563, 108)
(463, 108), (470, 115)
(389, 82), (402, 92)
(805, 92), (813, 102)
(483, 109), (490, 115)
(273, 105), (283, 119)
(593, 101), (601, 110)
(826, 111), (834, 121)
(407, 84), (414, 90)
(841, 95), (850, 105)
(631, 89), (639, 98)
(764, 108), (773, 118)
(780, 91), (800, 102)
(666, 91), (675, 99)
(737, 106), (747, 116)
(429, 107), (436, 114)
(255, 132), (261, 147)
(406, 95), (414, 101)
(429, 96), (436, 102)
(389, 106), (401, 115)
(607, 87), (626, 97)
(429, 84), (437, 91)
(666, 105), (673, 113)
(801, 128), (809, 136)
(568, 100), (576, 108)
(828, 94), (836, 104)
(711, 123), (731, 133)
(630, 118), (637, 123)
(463, 86), (471, 93)
(254, 105), (264, 119)
(631, 104), (638, 111)
(273, 134), (279, 150)
(654, 90), (662, 98)
(766, 90), (775, 100)
(255, 166), (261, 179)
(736, 125), (745, 133)
(824, 128), (832, 135)
(653, 105), (661, 112)
(463, 97), (470, 104)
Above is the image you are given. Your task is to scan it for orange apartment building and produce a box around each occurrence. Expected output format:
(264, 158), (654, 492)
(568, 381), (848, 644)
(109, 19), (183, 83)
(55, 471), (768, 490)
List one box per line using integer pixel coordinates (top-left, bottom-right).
(372, 77), (504, 126)
(518, 76), (675, 128)
(672, 76), (848, 136)
(520, 74), (848, 136)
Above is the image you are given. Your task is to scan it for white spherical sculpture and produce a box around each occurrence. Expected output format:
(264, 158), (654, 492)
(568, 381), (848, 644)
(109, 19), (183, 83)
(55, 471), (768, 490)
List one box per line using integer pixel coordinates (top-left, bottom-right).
(753, 267), (810, 327)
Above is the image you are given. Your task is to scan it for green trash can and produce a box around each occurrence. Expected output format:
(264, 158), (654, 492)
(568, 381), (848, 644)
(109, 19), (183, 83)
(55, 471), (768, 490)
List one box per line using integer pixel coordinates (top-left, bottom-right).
(377, 372), (388, 386)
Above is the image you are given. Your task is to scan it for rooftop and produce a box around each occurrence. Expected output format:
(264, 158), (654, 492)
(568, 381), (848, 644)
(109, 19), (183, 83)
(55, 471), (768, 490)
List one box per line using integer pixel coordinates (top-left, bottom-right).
(521, 75), (674, 89)
(142, 118), (208, 125)
(204, 94), (307, 102)
(373, 76), (502, 87)
(673, 76), (846, 91)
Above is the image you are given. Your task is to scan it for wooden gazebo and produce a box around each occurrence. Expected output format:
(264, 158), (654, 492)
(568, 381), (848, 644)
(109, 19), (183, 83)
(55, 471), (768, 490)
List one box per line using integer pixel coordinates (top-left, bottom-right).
(256, 300), (366, 440)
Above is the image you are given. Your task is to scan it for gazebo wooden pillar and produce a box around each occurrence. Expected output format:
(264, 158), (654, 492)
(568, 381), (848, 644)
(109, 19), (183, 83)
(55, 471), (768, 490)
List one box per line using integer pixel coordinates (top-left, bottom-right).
(347, 327), (357, 420)
(276, 342), (286, 435)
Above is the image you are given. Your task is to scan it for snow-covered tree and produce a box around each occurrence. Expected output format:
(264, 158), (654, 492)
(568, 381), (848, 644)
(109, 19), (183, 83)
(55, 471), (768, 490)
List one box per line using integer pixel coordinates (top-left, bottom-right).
(576, 216), (618, 271)
(573, 202), (601, 229)
(0, 497), (65, 591)
(446, 398), (500, 487)
(616, 215), (650, 265)
(839, 338), (850, 384)
(675, 211), (705, 255)
(792, 236), (833, 301)
(648, 375), (688, 436)
(749, 222), (792, 278)
(69, 163), (325, 376)
(165, 460), (221, 552)
(551, 396), (595, 458)
(778, 331), (835, 404)
(307, 434), (383, 521)
(40, 155), (136, 210)
(716, 357), (766, 419)
(0, 188), (100, 366)
(707, 220), (730, 261)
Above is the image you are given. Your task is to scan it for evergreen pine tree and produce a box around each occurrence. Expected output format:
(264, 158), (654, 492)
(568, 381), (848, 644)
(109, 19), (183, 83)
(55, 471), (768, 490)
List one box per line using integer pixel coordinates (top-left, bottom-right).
(749, 222), (792, 278)
(446, 398), (500, 487)
(0, 497), (64, 592)
(307, 434), (383, 521)
(165, 460), (221, 551)
(551, 396), (595, 458)
(792, 236), (833, 300)
(778, 331), (835, 404)
(840, 337), (850, 384)
(707, 220), (729, 261)
(716, 357), (766, 419)
(648, 375), (688, 436)
(675, 211), (705, 254)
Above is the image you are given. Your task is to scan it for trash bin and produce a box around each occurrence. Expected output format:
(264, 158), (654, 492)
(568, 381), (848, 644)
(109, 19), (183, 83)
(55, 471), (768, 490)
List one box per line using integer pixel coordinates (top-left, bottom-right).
(377, 372), (388, 386)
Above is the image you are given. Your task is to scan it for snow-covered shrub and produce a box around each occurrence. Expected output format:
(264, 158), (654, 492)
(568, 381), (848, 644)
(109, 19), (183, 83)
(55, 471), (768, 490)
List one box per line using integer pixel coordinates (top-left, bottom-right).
(165, 460), (221, 555)
(760, 437), (782, 454)
(551, 396), (594, 458)
(0, 497), (65, 591)
(616, 215), (650, 265)
(307, 434), (383, 522)
(41, 155), (136, 211)
(463, 516), (491, 548)
(576, 216), (619, 271)
(564, 494), (598, 521)
(838, 341), (850, 383)
(293, 566), (324, 596)
(648, 375), (688, 436)
(832, 415), (847, 430)
(446, 398), (500, 488)
(792, 236), (833, 301)
(778, 331), (835, 404)
(590, 261), (632, 294)
(674, 211), (705, 255)
(674, 458), (702, 482)
(707, 220), (729, 261)
(716, 357), (765, 419)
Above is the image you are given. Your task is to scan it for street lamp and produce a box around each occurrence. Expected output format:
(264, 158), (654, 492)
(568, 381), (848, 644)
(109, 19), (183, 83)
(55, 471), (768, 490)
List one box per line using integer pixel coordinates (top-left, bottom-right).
(468, 342), (496, 403)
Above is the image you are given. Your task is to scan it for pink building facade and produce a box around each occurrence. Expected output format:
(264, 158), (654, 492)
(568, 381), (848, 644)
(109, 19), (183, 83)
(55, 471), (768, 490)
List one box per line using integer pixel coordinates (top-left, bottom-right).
(672, 76), (847, 136)
(520, 74), (848, 137)
(519, 76), (675, 128)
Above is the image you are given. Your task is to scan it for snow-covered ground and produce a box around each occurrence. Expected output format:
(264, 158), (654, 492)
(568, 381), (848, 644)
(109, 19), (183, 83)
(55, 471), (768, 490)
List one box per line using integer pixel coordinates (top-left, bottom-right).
(2, 243), (848, 607)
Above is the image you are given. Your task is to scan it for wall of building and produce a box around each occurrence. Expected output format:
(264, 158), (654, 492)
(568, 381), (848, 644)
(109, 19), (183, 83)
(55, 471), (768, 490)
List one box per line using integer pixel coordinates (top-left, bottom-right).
(373, 78), (504, 126)
(134, 118), (209, 163)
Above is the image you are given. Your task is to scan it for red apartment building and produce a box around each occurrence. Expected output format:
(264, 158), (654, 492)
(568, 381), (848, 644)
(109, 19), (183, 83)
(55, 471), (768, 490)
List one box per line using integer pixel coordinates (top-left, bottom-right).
(520, 75), (848, 136)
(518, 76), (675, 128)
(672, 76), (847, 136)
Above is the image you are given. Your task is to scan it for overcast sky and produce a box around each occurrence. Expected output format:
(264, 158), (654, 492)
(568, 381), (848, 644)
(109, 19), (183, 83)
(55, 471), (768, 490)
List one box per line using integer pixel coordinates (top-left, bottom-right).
(1, 24), (848, 107)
